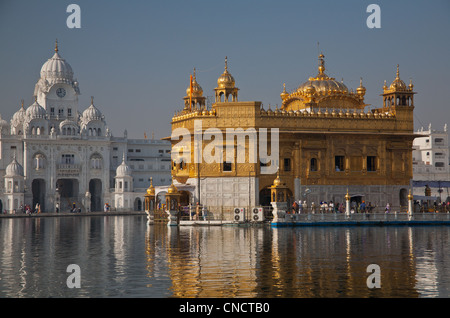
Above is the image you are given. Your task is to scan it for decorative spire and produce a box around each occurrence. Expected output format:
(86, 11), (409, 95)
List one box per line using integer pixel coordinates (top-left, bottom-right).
(21, 99), (24, 109)
(409, 78), (414, 90)
(318, 53), (325, 75)
(396, 64), (400, 79)
(193, 67), (196, 80)
(55, 39), (59, 53)
(224, 56), (228, 72)
(91, 96), (94, 105)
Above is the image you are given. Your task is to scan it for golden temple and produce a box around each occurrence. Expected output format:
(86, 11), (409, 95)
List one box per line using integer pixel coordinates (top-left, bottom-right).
(166, 54), (416, 219)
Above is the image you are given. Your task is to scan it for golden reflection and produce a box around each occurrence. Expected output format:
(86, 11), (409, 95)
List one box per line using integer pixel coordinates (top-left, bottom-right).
(145, 226), (428, 297)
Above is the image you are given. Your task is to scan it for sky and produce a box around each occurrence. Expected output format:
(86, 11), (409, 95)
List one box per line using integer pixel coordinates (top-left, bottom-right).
(0, 0), (449, 139)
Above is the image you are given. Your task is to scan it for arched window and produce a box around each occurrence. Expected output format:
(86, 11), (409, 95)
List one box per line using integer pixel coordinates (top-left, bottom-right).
(310, 158), (318, 172)
(33, 154), (46, 170)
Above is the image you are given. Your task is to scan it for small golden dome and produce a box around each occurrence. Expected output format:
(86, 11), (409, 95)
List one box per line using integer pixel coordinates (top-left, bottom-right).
(217, 56), (235, 88)
(389, 64), (407, 91)
(357, 78), (366, 96)
(186, 68), (203, 97)
(146, 178), (155, 196)
(280, 83), (289, 100)
(272, 170), (283, 187)
(167, 181), (178, 194)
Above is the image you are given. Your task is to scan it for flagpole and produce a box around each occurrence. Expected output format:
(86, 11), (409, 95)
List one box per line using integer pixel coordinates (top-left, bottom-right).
(189, 74), (193, 112)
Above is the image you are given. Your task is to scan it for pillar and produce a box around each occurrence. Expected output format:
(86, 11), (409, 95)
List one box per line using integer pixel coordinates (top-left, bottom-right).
(270, 171), (288, 224)
(165, 182), (181, 226)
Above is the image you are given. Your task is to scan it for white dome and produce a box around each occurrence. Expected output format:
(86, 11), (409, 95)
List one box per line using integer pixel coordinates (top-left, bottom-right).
(0, 114), (9, 127)
(12, 106), (26, 124)
(40, 43), (74, 81)
(82, 104), (103, 122)
(5, 156), (24, 177)
(26, 99), (47, 119)
(116, 155), (132, 177)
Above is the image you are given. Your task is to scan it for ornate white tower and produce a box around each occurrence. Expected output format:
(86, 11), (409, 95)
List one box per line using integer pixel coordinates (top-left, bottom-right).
(3, 154), (25, 213)
(34, 40), (80, 128)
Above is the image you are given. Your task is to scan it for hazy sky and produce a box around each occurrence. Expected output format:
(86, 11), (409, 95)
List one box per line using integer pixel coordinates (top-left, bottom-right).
(0, 0), (449, 139)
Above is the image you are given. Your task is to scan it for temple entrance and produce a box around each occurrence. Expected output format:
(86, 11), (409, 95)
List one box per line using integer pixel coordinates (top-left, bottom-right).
(179, 191), (191, 206)
(32, 179), (46, 212)
(399, 188), (408, 207)
(56, 179), (79, 198)
(89, 179), (102, 212)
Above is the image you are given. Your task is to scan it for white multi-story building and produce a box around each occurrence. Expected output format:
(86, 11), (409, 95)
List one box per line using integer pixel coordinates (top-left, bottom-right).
(0, 41), (171, 213)
(412, 123), (450, 202)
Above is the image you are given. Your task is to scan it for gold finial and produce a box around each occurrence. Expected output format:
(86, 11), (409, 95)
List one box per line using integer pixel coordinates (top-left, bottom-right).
(193, 67), (196, 79)
(34, 95), (37, 103)
(318, 53), (325, 75)
(345, 188), (350, 201)
(224, 56), (228, 72)
(91, 96), (94, 105)
(396, 64), (400, 79)
(21, 99), (24, 109)
(55, 39), (58, 53)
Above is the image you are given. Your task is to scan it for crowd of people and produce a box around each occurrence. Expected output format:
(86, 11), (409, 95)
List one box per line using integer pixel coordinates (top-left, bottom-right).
(290, 200), (380, 214)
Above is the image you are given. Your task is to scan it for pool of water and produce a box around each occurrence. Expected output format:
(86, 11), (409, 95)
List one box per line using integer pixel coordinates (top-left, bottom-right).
(1, 215), (449, 297)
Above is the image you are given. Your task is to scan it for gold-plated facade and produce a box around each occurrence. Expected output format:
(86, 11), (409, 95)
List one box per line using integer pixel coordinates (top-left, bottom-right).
(168, 54), (417, 209)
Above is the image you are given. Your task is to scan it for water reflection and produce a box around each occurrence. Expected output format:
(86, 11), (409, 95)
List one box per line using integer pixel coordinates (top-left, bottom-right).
(1, 216), (450, 297)
(145, 224), (450, 298)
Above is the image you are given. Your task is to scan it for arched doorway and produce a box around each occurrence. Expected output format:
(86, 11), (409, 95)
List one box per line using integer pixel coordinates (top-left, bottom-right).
(134, 197), (142, 211)
(179, 191), (190, 206)
(399, 188), (408, 207)
(32, 179), (46, 212)
(0, 199), (3, 213)
(259, 188), (271, 206)
(56, 179), (79, 212)
(89, 179), (102, 212)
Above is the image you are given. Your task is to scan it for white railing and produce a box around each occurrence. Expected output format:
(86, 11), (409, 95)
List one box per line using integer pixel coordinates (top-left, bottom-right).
(282, 212), (450, 223)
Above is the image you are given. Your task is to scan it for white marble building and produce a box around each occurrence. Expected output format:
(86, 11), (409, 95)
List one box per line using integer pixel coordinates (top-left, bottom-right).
(0, 42), (171, 213)
(412, 123), (450, 201)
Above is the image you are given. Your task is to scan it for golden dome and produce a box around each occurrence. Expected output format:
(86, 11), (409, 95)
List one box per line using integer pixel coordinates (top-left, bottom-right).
(167, 181), (178, 194)
(186, 68), (203, 97)
(146, 178), (155, 196)
(272, 170), (285, 187)
(280, 83), (289, 100)
(217, 56), (235, 88)
(357, 78), (366, 96)
(388, 64), (407, 91)
(297, 54), (349, 95)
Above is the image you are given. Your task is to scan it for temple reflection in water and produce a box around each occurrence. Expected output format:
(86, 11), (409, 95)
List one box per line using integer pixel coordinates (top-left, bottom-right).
(1, 216), (450, 297)
(145, 224), (450, 297)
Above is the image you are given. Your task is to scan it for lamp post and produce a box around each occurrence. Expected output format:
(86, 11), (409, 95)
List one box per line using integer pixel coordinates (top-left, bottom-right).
(145, 177), (156, 224)
(165, 180), (181, 226)
(270, 170), (288, 224)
